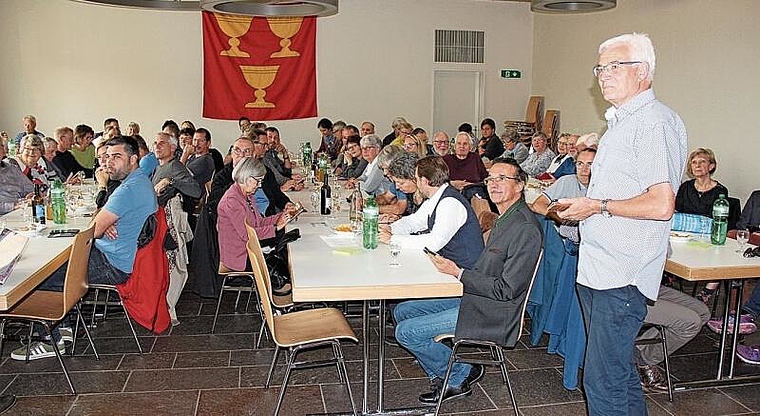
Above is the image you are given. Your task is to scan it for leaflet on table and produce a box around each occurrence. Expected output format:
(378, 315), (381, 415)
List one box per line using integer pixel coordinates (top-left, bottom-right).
(0, 229), (30, 284)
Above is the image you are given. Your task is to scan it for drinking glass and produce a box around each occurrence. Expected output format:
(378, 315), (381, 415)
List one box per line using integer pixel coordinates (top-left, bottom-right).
(310, 191), (320, 211)
(389, 242), (401, 267)
(352, 219), (363, 244)
(736, 229), (750, 253)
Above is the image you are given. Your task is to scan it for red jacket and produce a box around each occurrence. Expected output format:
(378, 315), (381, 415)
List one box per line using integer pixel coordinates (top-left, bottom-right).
(116, 206), (171, 334)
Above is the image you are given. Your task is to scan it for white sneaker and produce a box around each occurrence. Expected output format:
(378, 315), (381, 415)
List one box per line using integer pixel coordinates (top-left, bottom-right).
(10, 340), (66, 361)
(59, 327), (73, 343)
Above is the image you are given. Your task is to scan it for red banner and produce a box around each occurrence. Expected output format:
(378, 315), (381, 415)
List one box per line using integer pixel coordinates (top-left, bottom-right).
(202, 12), (317, 121)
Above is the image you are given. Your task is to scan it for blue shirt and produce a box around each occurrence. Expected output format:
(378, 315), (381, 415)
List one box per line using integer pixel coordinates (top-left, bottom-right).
(97, 168), (158, 273)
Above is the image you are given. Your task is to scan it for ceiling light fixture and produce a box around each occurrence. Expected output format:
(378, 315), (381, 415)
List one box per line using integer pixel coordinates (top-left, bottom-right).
(531, 0), (616, 13)
(200, 0), (338, 17)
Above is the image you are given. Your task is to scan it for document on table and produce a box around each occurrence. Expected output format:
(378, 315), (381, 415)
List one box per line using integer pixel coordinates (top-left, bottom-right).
(0, 229), (29, 284)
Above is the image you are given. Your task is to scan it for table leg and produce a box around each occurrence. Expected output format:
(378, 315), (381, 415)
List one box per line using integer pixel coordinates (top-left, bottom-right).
(377, 299), (386, 413)
(363, 300), (371, 415)
(716, 280), (732, 379)
(728, 281), (744, 378)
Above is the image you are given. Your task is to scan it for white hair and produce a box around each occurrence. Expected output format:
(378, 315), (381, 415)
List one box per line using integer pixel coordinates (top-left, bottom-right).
(599, 32), (656, 81)
(577, 133), (599, 147)
(454, 131), (475, 149)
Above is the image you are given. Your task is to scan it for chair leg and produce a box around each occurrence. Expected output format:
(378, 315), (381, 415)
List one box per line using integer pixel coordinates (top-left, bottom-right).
(497, 347), (519, 416)
(266, 346), (280, 388)
(211, 276), (228, 333)
(25, 323), (34, 363)
(43, 323), (75, 395)
(494, 346), (508, 385)
(0, 319), (6, 359)
(76, 304), (99, 360)
(90, 288), (100, 327)
(332, 341), (345, 383)
(72, 305), (81, 356)
(121, 303), (143, 354)
(234, 290), (242, 311)
(274, 348), (297, 416)
(434, 341), (461, 416)
(658, 326), (673, 402)
(103, 291), (111, 321)
(334, 341), (357, 416)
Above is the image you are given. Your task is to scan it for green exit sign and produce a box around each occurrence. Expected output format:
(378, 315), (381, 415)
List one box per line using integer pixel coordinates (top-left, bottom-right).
(501, 69), (522, 79)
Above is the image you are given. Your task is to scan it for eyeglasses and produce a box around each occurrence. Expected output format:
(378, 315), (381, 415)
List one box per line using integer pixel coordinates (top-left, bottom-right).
(744, 246), (760, 258)
(22, 147), (41, 154)
(575, 161), (593, 168)
(232, 146), (252, 156)
(433, 140), (449, 145)
(361, 145), (378, 150)
(592, 60), (642, 77)
(249, 175), (265, 183)
(484, 175), (520, 185)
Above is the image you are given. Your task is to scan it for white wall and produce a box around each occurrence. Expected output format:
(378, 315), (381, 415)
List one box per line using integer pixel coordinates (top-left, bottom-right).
(532, 0), (760, 203)
(0, 0), (533, 152)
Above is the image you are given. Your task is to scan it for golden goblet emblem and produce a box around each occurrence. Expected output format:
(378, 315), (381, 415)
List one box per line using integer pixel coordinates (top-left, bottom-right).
(267, 17), (303, 58)
(214, 13), (253, 58)
(240, 65), (280, 108)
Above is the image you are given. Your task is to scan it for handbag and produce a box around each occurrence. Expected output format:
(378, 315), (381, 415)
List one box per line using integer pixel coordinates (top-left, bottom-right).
(262, 228), (300, 296)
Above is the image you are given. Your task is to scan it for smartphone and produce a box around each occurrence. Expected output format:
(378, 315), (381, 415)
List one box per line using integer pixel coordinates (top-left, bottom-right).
(423, 247), (439, 257)
(295, 177), (307, 184)
(285, 205), (306, 224)
(48, 229), (80, 238)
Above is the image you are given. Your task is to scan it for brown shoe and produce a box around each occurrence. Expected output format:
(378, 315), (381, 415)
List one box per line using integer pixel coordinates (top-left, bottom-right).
(637, 364), (669, 393)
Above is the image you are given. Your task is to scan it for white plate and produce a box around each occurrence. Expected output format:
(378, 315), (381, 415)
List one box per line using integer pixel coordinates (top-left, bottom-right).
(669, 232), (693, 243)
(332, 231), (354, 238)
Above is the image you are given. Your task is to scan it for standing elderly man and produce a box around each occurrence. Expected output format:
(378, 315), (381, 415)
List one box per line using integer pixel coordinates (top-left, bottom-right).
(558, 33), (687, 415)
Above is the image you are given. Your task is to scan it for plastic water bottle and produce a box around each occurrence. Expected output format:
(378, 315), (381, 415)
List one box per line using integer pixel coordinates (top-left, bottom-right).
(710, 194), (729, 245)
(7, 139), (17, 157)
(362, 195), (379, 250)
(51, 178), (67, 225)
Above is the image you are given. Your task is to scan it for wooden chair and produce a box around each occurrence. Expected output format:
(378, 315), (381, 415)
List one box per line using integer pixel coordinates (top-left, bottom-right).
(433, 250), (544, 416)
(0, 227), (100, 394)
(504, 96), (544, 138)
(246, 238), (358, 416)
(541, 110), (561, 148)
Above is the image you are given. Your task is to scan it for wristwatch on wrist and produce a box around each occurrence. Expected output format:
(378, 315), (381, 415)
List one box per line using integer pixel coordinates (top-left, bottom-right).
(600, 199), (612, 218)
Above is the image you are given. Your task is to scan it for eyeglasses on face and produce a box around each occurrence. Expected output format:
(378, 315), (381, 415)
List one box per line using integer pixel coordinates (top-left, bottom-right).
(592, 60), (642, 77)
(232, 146), (252, 156)
(484, 175), (520, 185)
(361, 145), (378, 150)
(22, 147), (41, 154)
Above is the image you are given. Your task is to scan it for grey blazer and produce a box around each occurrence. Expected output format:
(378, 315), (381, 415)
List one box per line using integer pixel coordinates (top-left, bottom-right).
(455, 201), (543, 347)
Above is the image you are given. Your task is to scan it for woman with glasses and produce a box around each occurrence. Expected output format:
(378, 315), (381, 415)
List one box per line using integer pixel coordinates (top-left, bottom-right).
(675, 148), (730, 304)
(402, 134), (427, 158)
(11, 134), (60, 193)
(217, 157), (288, 273)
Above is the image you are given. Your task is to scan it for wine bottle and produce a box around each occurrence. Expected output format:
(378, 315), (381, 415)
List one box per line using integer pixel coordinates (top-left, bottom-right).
(320, 173), (332, 215)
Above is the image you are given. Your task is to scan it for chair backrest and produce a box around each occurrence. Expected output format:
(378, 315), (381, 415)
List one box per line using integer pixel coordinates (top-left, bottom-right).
(243, 219), (294, 309)
(541, 110), (560, 146)
(62, 226), (96, 318)
(515, 249), (544, 342)
(246, 239), (278, 342)
(525, 96), (544, 128)
(728, 196), (741, 230)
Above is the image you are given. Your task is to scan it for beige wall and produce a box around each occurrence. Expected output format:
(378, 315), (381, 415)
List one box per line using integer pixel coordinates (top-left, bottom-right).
(532, 0), (760, 203)
(0, 0), (533, 153)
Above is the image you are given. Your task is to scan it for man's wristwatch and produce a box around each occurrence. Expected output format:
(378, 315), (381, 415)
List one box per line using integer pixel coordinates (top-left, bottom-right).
(600, 199), (612, 218)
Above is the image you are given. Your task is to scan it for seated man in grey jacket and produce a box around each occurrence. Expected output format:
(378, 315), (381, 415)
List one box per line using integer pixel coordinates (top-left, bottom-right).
(398, 158), (543, 405)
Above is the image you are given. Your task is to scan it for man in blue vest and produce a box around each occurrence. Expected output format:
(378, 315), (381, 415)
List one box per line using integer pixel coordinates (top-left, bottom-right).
(378, 155), (485, 404)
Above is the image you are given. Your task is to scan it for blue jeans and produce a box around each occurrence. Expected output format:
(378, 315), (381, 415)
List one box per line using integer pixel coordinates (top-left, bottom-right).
(742, 282), (760, 320)
(577, 284), (648, 416)
(393, 298), (471, 387)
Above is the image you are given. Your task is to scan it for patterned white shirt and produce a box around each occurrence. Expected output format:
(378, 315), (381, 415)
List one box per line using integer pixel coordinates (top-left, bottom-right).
(577, 89), (687, 301)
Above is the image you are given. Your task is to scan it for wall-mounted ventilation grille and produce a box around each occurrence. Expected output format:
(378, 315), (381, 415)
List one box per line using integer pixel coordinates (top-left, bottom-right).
(434, 30), (484, 64)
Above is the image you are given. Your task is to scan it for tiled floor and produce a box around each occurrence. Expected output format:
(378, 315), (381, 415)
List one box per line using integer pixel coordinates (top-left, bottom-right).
(1, 284), (759, 416)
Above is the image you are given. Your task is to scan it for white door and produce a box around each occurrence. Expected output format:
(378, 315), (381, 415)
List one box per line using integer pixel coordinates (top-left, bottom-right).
(432, 70), (483, 138)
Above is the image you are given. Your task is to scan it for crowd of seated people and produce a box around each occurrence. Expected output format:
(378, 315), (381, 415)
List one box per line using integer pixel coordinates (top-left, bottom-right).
(2, 108), (759, 404)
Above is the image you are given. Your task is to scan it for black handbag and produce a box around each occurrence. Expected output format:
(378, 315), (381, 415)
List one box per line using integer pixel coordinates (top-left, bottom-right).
(263, 228), (300, 296)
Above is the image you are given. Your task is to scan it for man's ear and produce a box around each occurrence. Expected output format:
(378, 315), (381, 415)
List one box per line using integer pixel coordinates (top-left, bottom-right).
(130, 154), (139, 165)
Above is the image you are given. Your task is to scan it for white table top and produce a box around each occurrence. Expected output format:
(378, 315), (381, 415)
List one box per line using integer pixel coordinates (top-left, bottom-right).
(0, 209), (94, 310)
(286, 189), (462, 303)
(665, 239), (760, 281)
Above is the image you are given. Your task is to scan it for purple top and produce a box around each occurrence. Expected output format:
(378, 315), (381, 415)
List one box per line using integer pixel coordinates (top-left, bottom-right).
(217, 182), (282, 271)
(443, 152), (488, 183)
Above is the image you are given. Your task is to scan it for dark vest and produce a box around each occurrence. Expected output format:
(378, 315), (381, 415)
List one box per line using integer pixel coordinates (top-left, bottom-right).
(427, 185), (484, 269)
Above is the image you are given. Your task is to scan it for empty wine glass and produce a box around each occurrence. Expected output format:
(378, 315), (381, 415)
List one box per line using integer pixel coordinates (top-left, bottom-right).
(310, 191), (320, 211)
(736, 229), (750, 253)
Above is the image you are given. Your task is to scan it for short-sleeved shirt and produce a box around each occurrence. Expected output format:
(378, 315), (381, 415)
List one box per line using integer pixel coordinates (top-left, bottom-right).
(542, 174), (587, 201)
(97, 169), (158, 273)
(577, 89), (687, 301)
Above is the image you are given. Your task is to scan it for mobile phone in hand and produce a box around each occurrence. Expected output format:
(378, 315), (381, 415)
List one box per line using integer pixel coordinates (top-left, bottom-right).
(547, 199), (571, 213)
(423, 247), (439, 256)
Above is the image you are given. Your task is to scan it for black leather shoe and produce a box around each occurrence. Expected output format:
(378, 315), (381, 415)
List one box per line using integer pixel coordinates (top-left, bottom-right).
(418, 383), (472, 405)
(637, 364), (669, 393)
(464, 364), (485, 386)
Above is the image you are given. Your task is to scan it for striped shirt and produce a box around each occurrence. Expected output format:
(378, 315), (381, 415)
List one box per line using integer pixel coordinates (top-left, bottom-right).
(577, 89), (687, 301)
